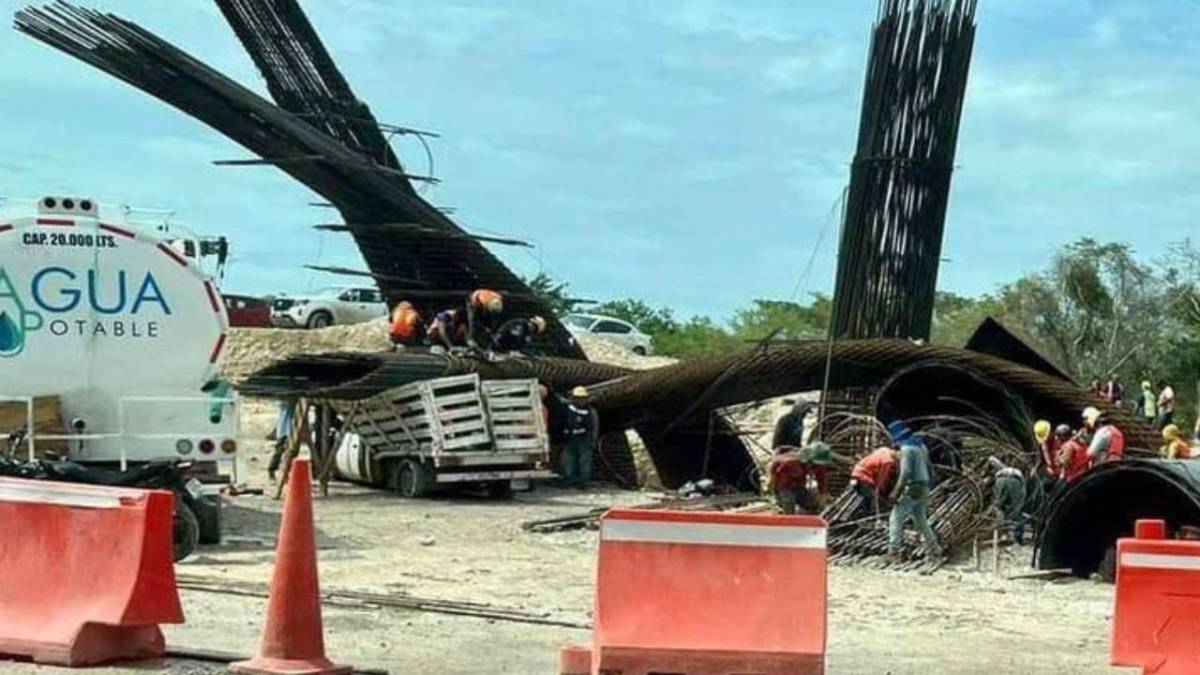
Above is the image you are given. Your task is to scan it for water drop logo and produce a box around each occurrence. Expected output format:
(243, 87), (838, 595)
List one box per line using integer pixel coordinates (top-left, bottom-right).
(0, 268), (43, 358)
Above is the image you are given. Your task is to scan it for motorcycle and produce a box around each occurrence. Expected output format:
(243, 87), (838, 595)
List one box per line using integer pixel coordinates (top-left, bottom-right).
(0, 440), (203, 562)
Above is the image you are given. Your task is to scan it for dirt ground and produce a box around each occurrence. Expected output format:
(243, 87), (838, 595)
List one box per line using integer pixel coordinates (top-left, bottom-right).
(10, 400), (1133, 674)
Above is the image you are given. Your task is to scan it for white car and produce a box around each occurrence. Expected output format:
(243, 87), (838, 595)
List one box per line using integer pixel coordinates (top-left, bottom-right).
(563, 313), (654, 355)
(271, 286), (388, 329)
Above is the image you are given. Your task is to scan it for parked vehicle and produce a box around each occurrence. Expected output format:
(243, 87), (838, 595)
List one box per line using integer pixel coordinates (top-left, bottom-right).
(222, 293), (272, 328)
(563, 313), (654, 355)
(0, 195), (239, 546)
(334, 375), (551, 498)
(271, 286), (387, 329)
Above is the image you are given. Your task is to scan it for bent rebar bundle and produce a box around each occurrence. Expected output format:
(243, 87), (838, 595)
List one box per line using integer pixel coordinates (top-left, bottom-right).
(831, 0), (978, 340)
(14, 1), (583, 360)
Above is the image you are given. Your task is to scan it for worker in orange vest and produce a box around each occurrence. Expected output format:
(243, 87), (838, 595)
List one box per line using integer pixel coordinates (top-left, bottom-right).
(388, 301), (424, 348)
(465, 288), (504, 349)
(849, 445), (899, 519)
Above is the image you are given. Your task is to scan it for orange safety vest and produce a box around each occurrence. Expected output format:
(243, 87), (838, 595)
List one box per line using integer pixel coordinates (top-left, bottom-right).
(389, 304), (422, 343)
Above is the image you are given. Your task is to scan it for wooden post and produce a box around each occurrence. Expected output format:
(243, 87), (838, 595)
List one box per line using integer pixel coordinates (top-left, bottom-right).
(316, 401), (357, 494)
(992, 527), (1001, 575)
(317, 404), (331, 497)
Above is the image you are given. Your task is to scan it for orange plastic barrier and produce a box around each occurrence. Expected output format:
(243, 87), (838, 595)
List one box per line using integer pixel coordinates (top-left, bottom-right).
(0, 477), (183, 666)
(562, 509), (827, 675)
(1112, 519), (1200, 675)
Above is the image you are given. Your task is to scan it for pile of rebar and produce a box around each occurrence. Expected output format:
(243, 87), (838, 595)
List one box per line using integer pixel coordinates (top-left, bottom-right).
(831, 0), (978, 341)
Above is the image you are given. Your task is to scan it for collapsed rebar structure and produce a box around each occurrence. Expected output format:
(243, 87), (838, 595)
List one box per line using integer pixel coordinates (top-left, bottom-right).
(238, 339), (1160, 488)
(831, 0), (978, 340)
(14, 1), (583, 359)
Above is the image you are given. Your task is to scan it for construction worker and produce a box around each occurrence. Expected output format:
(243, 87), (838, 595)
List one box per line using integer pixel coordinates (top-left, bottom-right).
(1083, 406), (1125, 466)
(987, 456), (1027, 545)
(1057, 433), (1091, 483)
(465, 288), (504, 349)
(849, 445), (899, 519)
(1161, 424), (1193, 460)
(766, 442), (833, 515)
(1156, 380), (1176, 430)
(885, 421), (943, 560)
(1033, 420), (1057, 478)
(492, 315), (547, 353)
(772, 401), (815, 449)
(426, 308), (466, 351)
(560, 386), (598, 488)
(268, 397), (296, 482)
(388, 301), (424, 348)
(1134, 381), (1158, 425)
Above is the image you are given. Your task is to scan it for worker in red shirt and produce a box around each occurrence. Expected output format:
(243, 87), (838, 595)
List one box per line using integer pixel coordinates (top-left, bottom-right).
(1057, 435), (1090, 483)
(767, 442), (833, 515)
(388, 301), (424, 348)
(849, 446), (899, 519)
(1033, 420), (1058, 477)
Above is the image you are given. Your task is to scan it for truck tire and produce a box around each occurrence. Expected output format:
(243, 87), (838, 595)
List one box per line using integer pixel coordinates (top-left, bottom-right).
(174, 501), (201, 562)
(307, 311), (333, 329)
(632, 346), (647, 356)
(487, 481), (514, 499)
(393, 458), (433, 499)
(193, 495), (222, 545)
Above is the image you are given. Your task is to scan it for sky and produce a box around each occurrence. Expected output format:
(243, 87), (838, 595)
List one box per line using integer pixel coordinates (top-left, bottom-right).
(3, 0), (1199, 321)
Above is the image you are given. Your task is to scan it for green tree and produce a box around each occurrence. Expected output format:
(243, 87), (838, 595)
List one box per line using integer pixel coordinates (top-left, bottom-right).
(522, 272), (577, 316)
(729, 295), (832, 342)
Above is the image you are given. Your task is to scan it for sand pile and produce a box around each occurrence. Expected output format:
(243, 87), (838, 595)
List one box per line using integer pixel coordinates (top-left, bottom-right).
(222, 321), (675, 382)
(572, 332), (677, 370)
(221, 319), (391, 382)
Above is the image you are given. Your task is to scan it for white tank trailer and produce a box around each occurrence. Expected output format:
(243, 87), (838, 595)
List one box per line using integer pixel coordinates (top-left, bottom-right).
(0, 195), (238, 542)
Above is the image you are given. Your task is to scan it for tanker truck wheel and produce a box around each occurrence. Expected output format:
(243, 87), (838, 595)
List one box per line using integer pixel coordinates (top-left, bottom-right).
(392, 458), (433, 499)
(173, 501), (201, 562)
(307, 311), (333, 329)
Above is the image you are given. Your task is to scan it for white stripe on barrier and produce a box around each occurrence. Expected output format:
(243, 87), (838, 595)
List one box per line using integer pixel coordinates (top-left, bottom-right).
(1121, 552), (1200, 572)
(602, 519), (827, 549)
(0, 485), (122, 509)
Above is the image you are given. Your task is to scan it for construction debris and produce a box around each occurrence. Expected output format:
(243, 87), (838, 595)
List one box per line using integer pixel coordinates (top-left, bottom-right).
(176, 575), (590, 630)
(520, 493), (765, 533)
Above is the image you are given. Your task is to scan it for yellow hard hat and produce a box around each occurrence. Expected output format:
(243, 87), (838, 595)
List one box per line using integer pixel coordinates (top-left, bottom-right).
(1082, 406), (1102, 427)
(1142, 381), (1152, 390)
(571, 386), (589, 398)
(531, 316), (547, 333)
(1033, 420), (1051, 444)
(1163, 424), (1181, 441)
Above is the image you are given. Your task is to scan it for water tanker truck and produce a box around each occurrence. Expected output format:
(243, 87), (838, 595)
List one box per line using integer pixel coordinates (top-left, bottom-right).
(0, 195), (239, 547)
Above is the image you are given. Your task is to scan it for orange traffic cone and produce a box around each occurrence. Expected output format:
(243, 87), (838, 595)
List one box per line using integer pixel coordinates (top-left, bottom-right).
(231, 459), (351, 675)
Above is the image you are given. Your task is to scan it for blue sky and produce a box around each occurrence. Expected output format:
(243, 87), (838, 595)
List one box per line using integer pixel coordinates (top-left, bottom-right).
(3, 1), (1199, 320)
